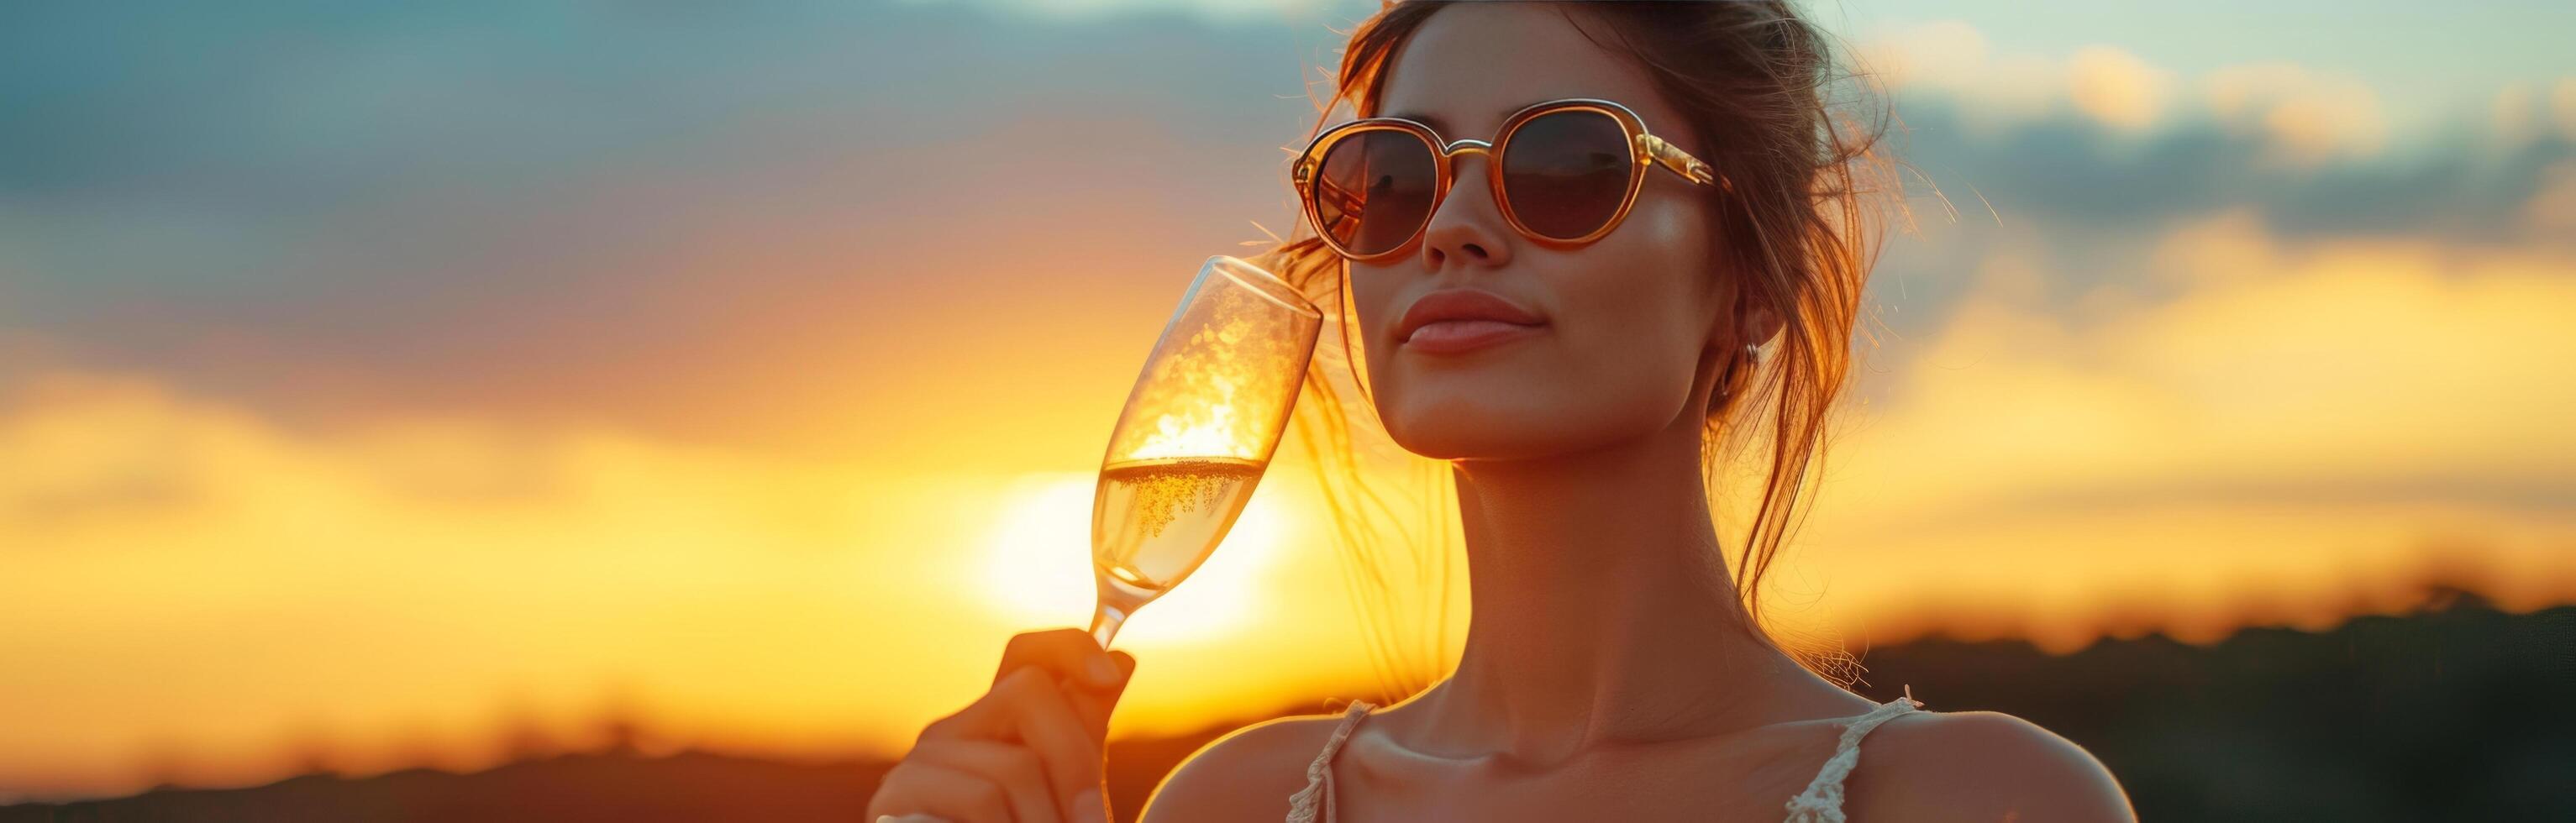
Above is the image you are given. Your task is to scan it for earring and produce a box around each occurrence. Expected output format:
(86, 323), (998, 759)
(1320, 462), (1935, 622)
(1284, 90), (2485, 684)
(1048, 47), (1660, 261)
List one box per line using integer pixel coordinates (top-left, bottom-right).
(1719, 342), (1760, 398)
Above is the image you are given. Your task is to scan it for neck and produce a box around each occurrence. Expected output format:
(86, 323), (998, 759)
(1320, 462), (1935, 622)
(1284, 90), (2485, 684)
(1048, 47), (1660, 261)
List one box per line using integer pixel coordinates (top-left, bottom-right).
(1403, 408), (1818, 771)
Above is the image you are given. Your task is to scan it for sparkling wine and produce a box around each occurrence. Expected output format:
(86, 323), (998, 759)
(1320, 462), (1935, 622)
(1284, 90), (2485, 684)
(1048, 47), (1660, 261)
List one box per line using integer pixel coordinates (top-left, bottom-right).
(1091, 456), (1266, 604)
(1084, 255), (1320, 648)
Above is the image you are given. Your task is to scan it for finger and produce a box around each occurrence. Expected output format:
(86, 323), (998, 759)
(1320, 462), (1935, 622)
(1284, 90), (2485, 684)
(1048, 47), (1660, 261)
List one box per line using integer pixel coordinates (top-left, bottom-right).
(906, 737), (1061, 823)
(1069, 786), (1109, 823)
(1059, 654), (1131, 743)
(960, 666), (1108, 820)
(1096, 650), (1137, 695)
(917, 653), (1120, 752)
(997, 628), (1125, 690)
(1067, 648), (1138, 698)
(1057, 647), (1139, 747)
(868, 760), (1014, 823)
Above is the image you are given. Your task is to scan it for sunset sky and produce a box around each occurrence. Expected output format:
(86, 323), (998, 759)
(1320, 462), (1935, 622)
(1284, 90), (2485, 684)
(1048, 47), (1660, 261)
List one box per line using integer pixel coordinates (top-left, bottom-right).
(3, 0), (2573, 802)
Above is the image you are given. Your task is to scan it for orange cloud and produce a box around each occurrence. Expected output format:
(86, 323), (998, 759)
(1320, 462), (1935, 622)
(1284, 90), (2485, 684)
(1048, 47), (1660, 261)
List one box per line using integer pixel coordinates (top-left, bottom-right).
(0, 370), (1365, 799)
(1856, 21), (2062, 136)
(1858, 20), (2418, 161)
(2067, 45), (2175, 132)
(2204, 62), (2388, 167)
(1857, 23), (2174, 135)
(1774, 207), (2576, 652)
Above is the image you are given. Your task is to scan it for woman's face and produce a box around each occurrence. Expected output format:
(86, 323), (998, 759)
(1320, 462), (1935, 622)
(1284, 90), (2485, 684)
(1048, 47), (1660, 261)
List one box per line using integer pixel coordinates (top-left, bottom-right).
(1350, 3), (1758, 462)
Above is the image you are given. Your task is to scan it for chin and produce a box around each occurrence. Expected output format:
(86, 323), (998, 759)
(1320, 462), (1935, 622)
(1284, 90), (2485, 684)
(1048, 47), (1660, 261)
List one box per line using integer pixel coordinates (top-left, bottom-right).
(1385, 409), (1579, 463)
(1385, 391), (1688, 462)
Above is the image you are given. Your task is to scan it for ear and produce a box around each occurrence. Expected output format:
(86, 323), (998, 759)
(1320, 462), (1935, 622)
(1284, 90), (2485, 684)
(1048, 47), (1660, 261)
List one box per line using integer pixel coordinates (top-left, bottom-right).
(1714, 285), (1783, 352)
(1739, 297), (1784, 349)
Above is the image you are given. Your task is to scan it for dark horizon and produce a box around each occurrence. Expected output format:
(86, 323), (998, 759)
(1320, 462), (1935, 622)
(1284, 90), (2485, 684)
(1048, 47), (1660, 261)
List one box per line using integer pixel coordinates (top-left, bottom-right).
(8, 590), (2568, 821)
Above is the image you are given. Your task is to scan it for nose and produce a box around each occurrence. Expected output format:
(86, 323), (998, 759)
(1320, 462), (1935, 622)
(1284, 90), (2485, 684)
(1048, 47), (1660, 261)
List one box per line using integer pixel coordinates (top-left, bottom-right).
(1416, 142), (1513, 271)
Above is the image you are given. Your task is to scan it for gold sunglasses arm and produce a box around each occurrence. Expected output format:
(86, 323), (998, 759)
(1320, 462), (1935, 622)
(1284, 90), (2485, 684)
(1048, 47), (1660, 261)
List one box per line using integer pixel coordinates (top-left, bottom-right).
(1638, 134), (1731, 192)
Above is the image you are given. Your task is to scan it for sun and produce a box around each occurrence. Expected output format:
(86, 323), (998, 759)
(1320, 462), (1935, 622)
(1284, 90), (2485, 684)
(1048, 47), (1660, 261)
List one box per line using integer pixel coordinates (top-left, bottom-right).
(980, 470), (1292, 647)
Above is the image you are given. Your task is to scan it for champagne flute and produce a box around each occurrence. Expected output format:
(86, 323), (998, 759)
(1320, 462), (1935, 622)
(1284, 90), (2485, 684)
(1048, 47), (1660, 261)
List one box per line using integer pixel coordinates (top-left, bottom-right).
(1087, 255), (1323, 648)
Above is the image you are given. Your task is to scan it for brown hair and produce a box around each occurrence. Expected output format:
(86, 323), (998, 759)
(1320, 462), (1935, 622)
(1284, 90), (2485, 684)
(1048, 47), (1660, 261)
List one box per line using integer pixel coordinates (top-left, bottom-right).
(1254, 0), (1906, 700)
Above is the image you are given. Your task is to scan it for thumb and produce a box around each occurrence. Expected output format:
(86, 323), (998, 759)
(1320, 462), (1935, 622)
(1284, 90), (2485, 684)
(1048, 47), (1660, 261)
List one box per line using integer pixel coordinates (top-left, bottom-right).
(1068, 651), (1136, 741)
(1106, 651), (1138, 697)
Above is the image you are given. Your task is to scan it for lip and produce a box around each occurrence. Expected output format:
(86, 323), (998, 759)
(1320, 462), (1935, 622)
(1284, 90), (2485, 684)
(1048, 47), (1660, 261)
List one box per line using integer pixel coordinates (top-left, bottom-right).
(1396, 288), (1548, 354)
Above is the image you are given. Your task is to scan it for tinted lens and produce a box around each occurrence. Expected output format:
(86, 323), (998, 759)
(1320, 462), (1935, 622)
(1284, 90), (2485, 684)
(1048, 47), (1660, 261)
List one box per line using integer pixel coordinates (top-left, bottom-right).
(1501, 109), (1633, 239)
(1312, 128), (1437, 256)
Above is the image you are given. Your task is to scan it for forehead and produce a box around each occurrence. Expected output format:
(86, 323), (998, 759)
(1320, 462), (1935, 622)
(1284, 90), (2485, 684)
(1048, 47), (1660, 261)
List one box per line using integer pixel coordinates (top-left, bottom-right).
(1374, 3), (1680, 139)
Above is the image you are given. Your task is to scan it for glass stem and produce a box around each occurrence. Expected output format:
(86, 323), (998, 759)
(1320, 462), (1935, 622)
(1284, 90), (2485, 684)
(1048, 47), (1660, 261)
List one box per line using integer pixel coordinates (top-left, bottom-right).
(1088, 597), (1131, 649)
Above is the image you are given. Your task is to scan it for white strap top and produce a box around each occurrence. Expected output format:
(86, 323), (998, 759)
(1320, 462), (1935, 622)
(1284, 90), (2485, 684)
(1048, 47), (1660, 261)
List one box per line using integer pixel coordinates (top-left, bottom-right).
(1285, 687), (1926, 823)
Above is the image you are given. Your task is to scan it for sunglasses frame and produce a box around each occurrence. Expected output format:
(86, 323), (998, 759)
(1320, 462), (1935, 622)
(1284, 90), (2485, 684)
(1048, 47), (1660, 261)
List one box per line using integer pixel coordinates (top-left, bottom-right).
(1291, 97), (1731, 262)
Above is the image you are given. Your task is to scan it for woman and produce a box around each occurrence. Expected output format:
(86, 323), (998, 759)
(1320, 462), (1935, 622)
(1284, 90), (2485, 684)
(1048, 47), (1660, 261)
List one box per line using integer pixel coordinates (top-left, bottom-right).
(868, 2), (2136, 820)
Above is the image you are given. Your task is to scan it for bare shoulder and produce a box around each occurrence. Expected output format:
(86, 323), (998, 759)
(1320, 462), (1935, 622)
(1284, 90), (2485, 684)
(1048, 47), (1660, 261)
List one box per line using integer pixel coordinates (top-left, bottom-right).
(1843, 709), (2138, 823)
(1137, 710), (1348, 823)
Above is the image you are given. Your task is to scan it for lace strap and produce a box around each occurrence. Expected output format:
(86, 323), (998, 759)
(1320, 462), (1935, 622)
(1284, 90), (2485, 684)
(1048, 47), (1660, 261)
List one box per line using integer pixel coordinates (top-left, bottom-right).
(1781, 686), (1925, 823)
(1284, 700), (1376, 823)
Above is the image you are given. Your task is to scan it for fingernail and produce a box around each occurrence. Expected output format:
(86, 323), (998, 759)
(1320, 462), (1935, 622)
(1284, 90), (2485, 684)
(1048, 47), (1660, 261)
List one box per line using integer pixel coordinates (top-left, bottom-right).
(1086, 655), (1118, 685)
(1072, 787), (1108, 823)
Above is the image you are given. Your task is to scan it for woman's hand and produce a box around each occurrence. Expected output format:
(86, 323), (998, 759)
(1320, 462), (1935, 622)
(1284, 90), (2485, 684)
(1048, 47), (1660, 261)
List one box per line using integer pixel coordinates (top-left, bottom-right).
(865, 628), (1138, 823)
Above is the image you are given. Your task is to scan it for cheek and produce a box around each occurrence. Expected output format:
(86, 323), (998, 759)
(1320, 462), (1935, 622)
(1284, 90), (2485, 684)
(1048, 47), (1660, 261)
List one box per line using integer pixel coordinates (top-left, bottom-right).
(1348, 265), (1397, 328)
(1577, 198), (1718, 338)
(1557, 287), (1707, 406)
(1617, 195), (1717, 265)
(1348, 265), (1402, 352)
(1345, 265), (1406, 392)
(1548, 206), (1720, 405)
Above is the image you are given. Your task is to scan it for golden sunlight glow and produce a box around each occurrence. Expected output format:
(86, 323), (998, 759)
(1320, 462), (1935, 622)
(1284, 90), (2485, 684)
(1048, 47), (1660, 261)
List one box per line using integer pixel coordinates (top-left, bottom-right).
(981, 471), (1292, 647)
(1131, 407), (1243, 461)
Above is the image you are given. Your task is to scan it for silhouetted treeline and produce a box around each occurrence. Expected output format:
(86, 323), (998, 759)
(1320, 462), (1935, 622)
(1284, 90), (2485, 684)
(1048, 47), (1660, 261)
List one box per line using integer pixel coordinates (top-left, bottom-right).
(8, 591), (2570, 822)
(1846, 588), (2576, 820)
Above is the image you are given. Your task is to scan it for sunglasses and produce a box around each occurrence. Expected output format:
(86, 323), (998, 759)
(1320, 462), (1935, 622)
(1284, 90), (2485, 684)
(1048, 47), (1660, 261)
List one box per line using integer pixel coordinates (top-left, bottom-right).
(1292, 97), (1731, 261)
